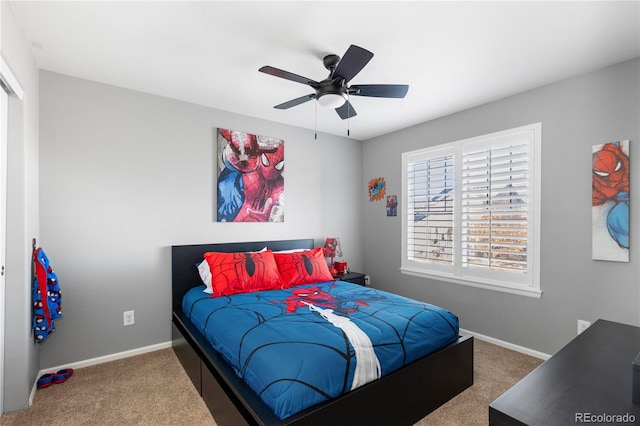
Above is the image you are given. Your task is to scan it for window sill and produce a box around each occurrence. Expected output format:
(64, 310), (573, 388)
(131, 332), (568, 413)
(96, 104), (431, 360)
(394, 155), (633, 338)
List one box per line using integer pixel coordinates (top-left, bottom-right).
(399, 267), (542, 299)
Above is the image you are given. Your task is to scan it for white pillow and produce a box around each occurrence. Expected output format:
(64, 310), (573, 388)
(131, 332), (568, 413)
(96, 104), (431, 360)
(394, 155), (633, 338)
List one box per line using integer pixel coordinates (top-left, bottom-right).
(273, 248), (308, 253)
(197, 259), (213, 294)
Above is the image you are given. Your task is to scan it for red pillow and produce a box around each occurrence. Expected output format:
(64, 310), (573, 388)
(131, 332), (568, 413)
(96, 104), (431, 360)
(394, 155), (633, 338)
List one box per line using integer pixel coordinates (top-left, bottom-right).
(274, 247), (335, 287)
(204, 250), (284, 296)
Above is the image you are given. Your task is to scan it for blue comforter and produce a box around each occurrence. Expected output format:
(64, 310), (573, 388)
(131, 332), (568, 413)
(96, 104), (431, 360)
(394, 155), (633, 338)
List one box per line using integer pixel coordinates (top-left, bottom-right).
(183, 281), (459, 420)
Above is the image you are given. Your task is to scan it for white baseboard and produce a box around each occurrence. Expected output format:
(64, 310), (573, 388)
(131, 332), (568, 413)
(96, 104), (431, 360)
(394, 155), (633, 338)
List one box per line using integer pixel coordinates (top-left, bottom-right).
(30, 341), (172, 406)
(460, 328), (551, 360)
(28, 331), (549, 405)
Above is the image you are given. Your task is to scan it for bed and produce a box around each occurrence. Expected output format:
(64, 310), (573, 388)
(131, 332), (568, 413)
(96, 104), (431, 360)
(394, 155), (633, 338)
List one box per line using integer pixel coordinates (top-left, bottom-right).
(171, 239), (473, 425)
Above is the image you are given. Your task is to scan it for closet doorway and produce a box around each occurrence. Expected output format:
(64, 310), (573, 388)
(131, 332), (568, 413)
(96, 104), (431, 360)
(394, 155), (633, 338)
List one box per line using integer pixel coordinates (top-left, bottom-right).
(1, 55), (24, 415)
(0, 77), (8, 416)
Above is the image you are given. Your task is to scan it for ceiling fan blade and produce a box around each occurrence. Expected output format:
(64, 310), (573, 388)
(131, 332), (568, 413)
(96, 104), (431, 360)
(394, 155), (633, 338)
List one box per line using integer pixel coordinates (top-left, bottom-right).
(334, 45), (374, 83)
(274, 94), (316, 109)
(335, 101), (357, 120)
(259, 66), (319, 87)
(350, 84), (409, 98)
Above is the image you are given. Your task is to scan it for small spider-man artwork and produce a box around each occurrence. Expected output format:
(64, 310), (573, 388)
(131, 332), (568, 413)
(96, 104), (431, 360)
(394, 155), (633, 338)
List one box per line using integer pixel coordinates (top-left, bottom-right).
(592, 140), (629, 262)
(386, 195), (398, 216)
(216, 128), (284, 222)
(368, 177), (386, 201)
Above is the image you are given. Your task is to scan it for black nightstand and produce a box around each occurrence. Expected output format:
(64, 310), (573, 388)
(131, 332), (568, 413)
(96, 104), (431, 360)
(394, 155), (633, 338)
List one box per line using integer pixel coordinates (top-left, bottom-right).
(333, 271), (366, 286)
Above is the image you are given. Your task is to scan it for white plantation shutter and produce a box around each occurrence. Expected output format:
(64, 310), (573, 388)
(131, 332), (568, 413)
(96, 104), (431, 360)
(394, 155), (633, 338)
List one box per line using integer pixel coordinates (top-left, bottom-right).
(407, 151), (455, 266)
(461, 136), (530, 275)
(402, 123), (541, 297)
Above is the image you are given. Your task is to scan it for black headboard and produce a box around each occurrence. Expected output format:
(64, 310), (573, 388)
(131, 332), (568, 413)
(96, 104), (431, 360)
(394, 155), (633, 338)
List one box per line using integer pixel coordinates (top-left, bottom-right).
(171, 239), (315, 313)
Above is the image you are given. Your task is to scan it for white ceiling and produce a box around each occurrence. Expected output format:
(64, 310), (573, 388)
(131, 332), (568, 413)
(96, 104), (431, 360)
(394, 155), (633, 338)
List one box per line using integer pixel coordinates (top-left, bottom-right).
(9, 1), (640, 141)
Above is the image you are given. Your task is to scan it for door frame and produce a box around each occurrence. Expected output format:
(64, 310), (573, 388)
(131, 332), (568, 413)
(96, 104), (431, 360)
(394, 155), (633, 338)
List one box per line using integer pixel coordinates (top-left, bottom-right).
(0, 55), (24, 415)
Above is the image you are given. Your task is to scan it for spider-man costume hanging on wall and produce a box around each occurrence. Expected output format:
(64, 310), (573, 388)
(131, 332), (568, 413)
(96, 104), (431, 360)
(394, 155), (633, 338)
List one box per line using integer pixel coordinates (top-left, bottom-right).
(216, 128), (284, 222)
(32, 247), (62, 343)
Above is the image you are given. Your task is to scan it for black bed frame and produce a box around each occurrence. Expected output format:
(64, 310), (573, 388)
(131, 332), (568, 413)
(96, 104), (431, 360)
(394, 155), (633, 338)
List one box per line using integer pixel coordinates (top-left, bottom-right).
(171, 239), (474, 426)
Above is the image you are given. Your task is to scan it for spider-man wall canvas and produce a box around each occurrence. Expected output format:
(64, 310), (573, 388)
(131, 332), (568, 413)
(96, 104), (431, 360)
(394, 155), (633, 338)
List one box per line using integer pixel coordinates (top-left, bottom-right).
(592, 140), (629, 262)
(216, 128), (284, 222)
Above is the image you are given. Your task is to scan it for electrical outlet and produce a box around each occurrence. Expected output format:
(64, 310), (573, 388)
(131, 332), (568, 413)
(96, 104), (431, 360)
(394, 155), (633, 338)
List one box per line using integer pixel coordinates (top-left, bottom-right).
(577, 319), (590, 335)
(364, 275), (371, 286)
(123, 310), (135, 326)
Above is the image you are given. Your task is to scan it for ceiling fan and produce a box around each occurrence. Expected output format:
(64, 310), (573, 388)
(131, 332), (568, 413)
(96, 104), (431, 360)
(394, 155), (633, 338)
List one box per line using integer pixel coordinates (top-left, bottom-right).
(259, 45), (409, 120)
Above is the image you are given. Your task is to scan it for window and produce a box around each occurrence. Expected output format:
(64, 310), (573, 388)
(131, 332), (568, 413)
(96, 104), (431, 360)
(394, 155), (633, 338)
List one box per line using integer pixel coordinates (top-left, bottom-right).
(401, 123), (541, 297)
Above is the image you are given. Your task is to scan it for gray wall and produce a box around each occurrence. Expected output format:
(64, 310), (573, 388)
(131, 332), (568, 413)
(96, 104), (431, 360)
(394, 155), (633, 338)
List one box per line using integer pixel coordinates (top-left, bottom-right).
(38, 71), (364, 369)
(362, 58), (640, 355)
(1, 0), (41, 412)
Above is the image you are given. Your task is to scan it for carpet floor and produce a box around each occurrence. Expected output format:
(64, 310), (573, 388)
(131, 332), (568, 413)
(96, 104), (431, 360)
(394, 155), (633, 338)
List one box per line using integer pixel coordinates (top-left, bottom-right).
(1, 339), (542, 425)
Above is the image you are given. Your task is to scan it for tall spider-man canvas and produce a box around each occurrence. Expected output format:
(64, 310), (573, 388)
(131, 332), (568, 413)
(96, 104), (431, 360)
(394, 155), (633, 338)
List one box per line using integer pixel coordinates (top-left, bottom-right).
(592, 140), (629, 262)
(216, 128), (284, 222)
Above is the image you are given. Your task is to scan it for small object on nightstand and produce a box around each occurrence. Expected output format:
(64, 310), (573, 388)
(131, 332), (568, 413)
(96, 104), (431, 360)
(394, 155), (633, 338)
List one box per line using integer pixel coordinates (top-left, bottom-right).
(334, 271), (366, 286)
(323, 237), (342, 275)
(334, 261), (348, 274)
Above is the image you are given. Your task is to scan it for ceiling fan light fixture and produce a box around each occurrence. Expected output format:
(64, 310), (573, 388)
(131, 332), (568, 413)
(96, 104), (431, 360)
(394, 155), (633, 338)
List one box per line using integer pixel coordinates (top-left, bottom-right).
(260, 44), (407, 121)
(316, 92), (347, 108)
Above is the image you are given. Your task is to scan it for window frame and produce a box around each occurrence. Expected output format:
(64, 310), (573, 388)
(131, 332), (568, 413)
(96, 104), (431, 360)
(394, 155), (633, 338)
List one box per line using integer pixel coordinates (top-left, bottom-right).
(401, 123), (542, 298)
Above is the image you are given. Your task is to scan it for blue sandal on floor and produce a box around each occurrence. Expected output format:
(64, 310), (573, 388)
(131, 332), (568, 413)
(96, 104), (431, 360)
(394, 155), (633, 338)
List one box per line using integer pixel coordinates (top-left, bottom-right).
(53, 368), (73, 384)
(37, 368), (73, 388)
(37, 373), (54, 388)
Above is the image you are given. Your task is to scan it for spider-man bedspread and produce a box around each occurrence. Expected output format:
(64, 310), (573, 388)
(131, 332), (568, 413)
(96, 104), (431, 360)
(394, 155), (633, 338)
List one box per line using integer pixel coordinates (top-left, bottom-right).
(183, 281), (459, 420)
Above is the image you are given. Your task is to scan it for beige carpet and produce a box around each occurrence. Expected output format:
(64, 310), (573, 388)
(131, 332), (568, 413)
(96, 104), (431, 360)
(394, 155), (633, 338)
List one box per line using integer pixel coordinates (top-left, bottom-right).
(1, 348), (215, 426)
(1, 339), (542, 425)
(417, 339), (543, 425)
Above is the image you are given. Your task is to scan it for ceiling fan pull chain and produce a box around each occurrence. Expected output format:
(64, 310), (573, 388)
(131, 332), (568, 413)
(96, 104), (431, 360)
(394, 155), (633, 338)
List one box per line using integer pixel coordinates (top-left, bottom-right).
(314, 100), (318, 140)
(347, 102), (351, 136)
